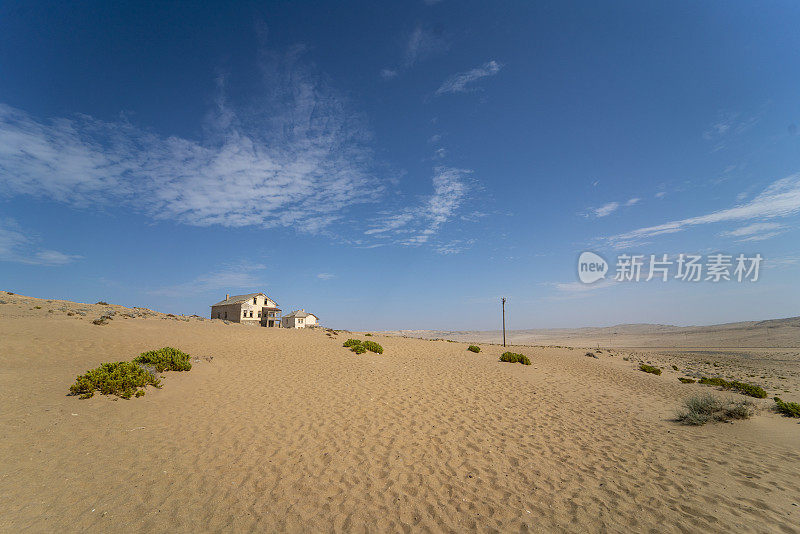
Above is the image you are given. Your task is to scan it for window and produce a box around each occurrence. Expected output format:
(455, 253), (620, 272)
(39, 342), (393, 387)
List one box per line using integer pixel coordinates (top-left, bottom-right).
(224, 311), (227, 319)
(243, 310), (247, 318)
(249, 310), (253, 318)
(258, 311), (261, 318)
(253, 297), (257, 305)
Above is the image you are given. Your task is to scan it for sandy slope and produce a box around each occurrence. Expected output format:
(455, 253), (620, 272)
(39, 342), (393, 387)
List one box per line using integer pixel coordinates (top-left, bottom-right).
(1, 292), (799, 533)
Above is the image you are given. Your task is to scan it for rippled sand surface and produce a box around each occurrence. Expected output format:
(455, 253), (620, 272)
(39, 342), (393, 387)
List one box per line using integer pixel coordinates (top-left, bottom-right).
(2, 293), (799, 533)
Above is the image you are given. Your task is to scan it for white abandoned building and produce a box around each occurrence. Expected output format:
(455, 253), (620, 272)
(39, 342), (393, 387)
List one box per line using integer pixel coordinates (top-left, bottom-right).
(281, 309), (319, 329)
(210, 293), (282, 327)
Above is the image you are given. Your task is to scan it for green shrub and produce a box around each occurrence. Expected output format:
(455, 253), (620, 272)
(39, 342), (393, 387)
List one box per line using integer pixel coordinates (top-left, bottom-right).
(361, 340), (384, 354)
(69, 361), (161, 399)
(500, 352), (531, 365)
(96, 301), (109, 305)
(773, 397), (800, 418)
(672, 365), (679, 371)
(698, 377), (767, 398)
(639, 364), (662, 375)
(678, 377), (696, 384)
(343, 339), (362, 348)
(352, 345), (366, 354)
(676, 394), (754, 425)
(133, 347), (192, 372)
(364, 333), (372, 336)
(33, 305), (42, 309)
(467, 345), (481, 353)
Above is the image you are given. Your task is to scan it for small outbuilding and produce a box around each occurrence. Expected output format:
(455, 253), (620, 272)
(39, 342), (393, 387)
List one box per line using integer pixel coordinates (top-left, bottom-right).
(281, 309), (319, 329)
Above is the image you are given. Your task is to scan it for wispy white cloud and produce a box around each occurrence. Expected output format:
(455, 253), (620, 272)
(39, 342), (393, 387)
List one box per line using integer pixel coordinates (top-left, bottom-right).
(436, 60), (502, 95)
(0, 219), (81, 266)
(317, 272), (336, 280)
(547, 278), (619, 300)
(606, 174), (800, 247)
(593, 202), (620, 217)
(365, 167), (471, 245)
(381, 25), (449, 78)
(588, 197), (641, 218)
(0, 54), (380, 233)
(149, 264), (267, 297)
(720, 222), (788, 242)
(702, 111), (760, 152)
(435, 238), (475, 255)
(403, 25), (449, 68)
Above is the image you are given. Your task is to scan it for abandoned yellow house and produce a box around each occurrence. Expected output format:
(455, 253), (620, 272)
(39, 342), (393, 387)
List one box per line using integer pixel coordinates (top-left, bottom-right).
(210, 293), (282, 327)
(281, 309), (319, 329)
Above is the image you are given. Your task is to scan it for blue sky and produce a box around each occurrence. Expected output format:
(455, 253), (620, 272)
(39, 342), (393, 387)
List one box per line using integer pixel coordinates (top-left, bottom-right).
(1, 1), (799, 330)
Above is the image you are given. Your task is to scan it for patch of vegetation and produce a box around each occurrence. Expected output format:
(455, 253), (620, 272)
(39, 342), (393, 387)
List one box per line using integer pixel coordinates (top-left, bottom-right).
(364, 333), (372, 336)
(678, 377), (696, 384)
(33, 305), (42, 309)
(698, 377), (767, 398)
(672, 365), (679, 371)
(133, 347), (192, 372)
(639, 364), (662, 375)
(676, 394), (754, 426)
(96, 301), (109, 305)
(92, 318), (108, 326)
(343, 339), (362, 348)
(361, 340), (384, 354)
(500, 352), (531, 365)
(773, 397), (800, 418)
(69, 361), (161, 399)
(585, 352), (599, 359)
(352, 344), (366, 354)
(467, 345), (481, 353)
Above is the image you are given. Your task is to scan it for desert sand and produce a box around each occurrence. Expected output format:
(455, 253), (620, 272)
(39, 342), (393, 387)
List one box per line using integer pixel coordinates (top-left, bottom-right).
(1, 291), (799, 533)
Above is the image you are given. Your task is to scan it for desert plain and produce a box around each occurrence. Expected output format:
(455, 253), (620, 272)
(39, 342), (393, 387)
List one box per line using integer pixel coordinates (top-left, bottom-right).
(1, 290), (799, 533)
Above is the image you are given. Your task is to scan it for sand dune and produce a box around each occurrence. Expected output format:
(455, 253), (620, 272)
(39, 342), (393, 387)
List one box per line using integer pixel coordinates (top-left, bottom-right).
(389, 316), (800, 348)
(1, 291), (799, 533)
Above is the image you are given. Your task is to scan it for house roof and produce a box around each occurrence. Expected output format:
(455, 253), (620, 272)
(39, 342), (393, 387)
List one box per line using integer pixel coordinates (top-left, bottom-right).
(211, 293), (277, 307)
(283, 309), (317, 319)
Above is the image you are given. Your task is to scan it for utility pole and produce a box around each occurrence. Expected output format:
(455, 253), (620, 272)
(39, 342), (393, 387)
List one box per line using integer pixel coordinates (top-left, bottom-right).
(501, 297), (506, 347)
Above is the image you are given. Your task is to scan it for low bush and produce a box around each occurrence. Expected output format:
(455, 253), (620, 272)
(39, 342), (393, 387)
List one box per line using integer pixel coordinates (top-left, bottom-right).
(33, 305), (42, 309)
(698, 377), (767, 398)
(361, 340), (384, 354)
(585, 352), (598, 359)
(676, 394), (754, 425)
(773, 397), (800, 418)
(364, 333), (372, 336)
(92, 318), (108, 326)
(500, 352), (531, 365)
(352, 344), (366, 354)
(467, 345), (481, 353)
(672, 365), (679, 371)
(133, 347), (192, 372)
(678, 377), (696, 384)
(343, 339), (362, 348)
(96, 301), (109, 305)
(639, 364), (662, 375)
(69, 361), (161, 399)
